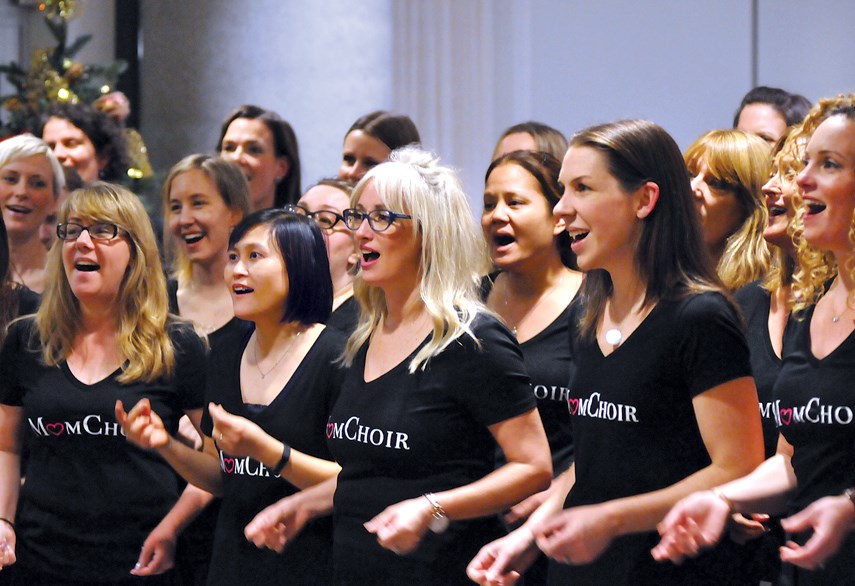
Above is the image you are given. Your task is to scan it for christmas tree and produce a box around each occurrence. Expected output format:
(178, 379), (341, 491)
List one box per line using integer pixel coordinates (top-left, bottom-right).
(0, 0), (127, 137)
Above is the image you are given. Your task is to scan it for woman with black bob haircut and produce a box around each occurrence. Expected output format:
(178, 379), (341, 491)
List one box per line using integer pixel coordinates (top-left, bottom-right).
(469, 120), (763, 585)
(217, 105), (302, 209)
(118, 209), (345, 585)
(40, 103), (131, 184)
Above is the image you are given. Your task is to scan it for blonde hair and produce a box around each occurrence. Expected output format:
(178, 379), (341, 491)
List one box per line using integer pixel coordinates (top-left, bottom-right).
(788, 94), (855, 312)
(0, 134), (65, 197)
(685, 129), (772, 290)
(36, 183), (175, 383)
(162, 155), (251, 283)
(342, 147), (491, 372)
(761, 127), (804, 295)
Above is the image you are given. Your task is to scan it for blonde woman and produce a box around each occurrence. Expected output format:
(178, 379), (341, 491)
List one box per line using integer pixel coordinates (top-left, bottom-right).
(685, 129), (772, 290)
(0, 183), (207, 584)
(0, 134), (65, 293)
(653, 94), (855, 585)
(323, 147), (552, 585)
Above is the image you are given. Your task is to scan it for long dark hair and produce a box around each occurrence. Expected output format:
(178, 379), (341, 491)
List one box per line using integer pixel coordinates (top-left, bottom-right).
(218, 105), (302, 207)
(571, 120), (724, 340)
(345, 111), (421, 150)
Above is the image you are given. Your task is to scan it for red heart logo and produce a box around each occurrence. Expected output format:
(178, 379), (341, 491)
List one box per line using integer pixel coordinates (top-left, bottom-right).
(46, 422), (65, 436)
(326, 423), (334, 439)
(780, 408), (793, 426)
(567, 398), (579, 415)
(223, 457), (235, 473)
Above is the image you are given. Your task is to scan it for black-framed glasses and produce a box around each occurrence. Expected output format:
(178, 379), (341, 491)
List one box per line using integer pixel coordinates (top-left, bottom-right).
(308, 210), (344, 231)
(57, 222), (123, 241)
(282, 204), (309, 216)
(342, 209), (412, 233)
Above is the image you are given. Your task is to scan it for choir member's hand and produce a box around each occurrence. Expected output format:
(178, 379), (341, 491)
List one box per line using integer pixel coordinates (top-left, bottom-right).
(244, 494), (312, 553)
(728, 512), (769, 544)
(131, 523), (176, 576)
(533, 503), (616, 566)
(467, 526), (540, 586)
(208, 403), (268, 460)
(651, 490), (730, 563)
(364, 497), (433, 555)
(779, 494), (855, 570)
(0, 521), (16, 571)
(115, 399), (170, 450)
(504, 480), (558, 525)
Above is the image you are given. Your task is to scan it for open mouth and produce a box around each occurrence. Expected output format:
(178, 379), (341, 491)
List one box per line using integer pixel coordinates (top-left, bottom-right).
(233, 286), (253, 295)
(362, 250), (380, 262)
(6, 205), (32, 215)
(75, 261), (100, 272)
(494, 234), (515, 247)
(568, 231), (589, 244)
(183, 233), (204, 245)
(769, 206), (787, 217)
(805, 202), (827, 215)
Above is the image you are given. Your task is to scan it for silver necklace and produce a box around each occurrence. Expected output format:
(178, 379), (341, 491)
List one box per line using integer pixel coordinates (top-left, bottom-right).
(502, 274), (567, 337)
(254, 330), (302, 379)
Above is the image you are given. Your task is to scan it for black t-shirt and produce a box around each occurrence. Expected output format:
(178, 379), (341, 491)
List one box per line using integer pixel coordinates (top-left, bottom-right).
(518, 303), (575, 474)
(327, 313), (536, 585)
(0, 318), (206, 582)
(200, 324), (345, 586)
(14, 285), (40, 316)
(327, 295), (359, 335)
(735, 281), (783, 458)
(550, 292), (752, 585)
(773, 303), (855, 584)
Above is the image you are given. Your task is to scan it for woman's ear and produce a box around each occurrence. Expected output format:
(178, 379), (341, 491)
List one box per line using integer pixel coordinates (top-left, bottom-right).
(635, 181), (660, 219)
(275, 157), (290, 182)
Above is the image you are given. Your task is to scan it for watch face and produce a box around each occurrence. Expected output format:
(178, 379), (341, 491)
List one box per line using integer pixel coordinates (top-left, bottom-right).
(429, 513), (450, 533)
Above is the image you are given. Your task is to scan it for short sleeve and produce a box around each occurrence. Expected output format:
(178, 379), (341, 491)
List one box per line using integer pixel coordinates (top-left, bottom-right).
(450, 314), (536, 426)
(170, 323), (208, 411)
(677, 292), (752, 398)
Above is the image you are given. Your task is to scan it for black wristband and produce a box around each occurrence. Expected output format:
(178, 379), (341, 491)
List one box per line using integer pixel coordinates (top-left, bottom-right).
(271, 442), (292, 476)
(0, 517), (14, 534)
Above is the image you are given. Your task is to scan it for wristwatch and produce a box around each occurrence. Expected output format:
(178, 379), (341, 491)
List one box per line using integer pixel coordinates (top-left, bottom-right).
(423, 493), (450, 533)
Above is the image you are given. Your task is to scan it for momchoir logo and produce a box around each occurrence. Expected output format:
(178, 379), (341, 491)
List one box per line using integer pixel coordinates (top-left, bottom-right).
(533, 384), (571, 402)
(326, 416), (410, 450)
(218, 451), (279, 478)
(566, 392), (639, 423)
(28, 415), (124, 437)
(771, 397), (854, 427)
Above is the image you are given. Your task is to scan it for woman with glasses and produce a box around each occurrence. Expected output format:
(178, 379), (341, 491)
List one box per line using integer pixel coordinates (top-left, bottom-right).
(319, 146), (552, 585)
(0, 183), (208, 585)
(117, 209), (344, 585)
(295, 178), (359, 333)
(0, 134), (66, 294)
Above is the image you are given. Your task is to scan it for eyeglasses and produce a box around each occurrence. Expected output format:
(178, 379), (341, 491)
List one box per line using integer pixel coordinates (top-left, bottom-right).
(308, 210), (345, 231)
(282, 204), (309, 216)
(342, 209), (412, 232)
(57, 222), (123, 241)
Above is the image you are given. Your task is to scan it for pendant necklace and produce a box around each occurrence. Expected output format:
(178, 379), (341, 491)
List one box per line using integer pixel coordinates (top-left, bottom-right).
(254, 330), (302, 379)
(503, 274), (566, 337)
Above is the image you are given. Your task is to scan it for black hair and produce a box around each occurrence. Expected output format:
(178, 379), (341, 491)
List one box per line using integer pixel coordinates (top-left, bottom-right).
(346, 111), (421, 151)
(41, 103), (131, 183)
(733, 86), (812, 128)
(228, 209), (332, 325)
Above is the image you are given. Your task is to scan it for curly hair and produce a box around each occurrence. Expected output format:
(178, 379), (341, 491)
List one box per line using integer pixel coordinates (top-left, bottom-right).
(36, 183), (174, 383)
(788, 94), (855, 313)
(41, 103), (131, 183)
